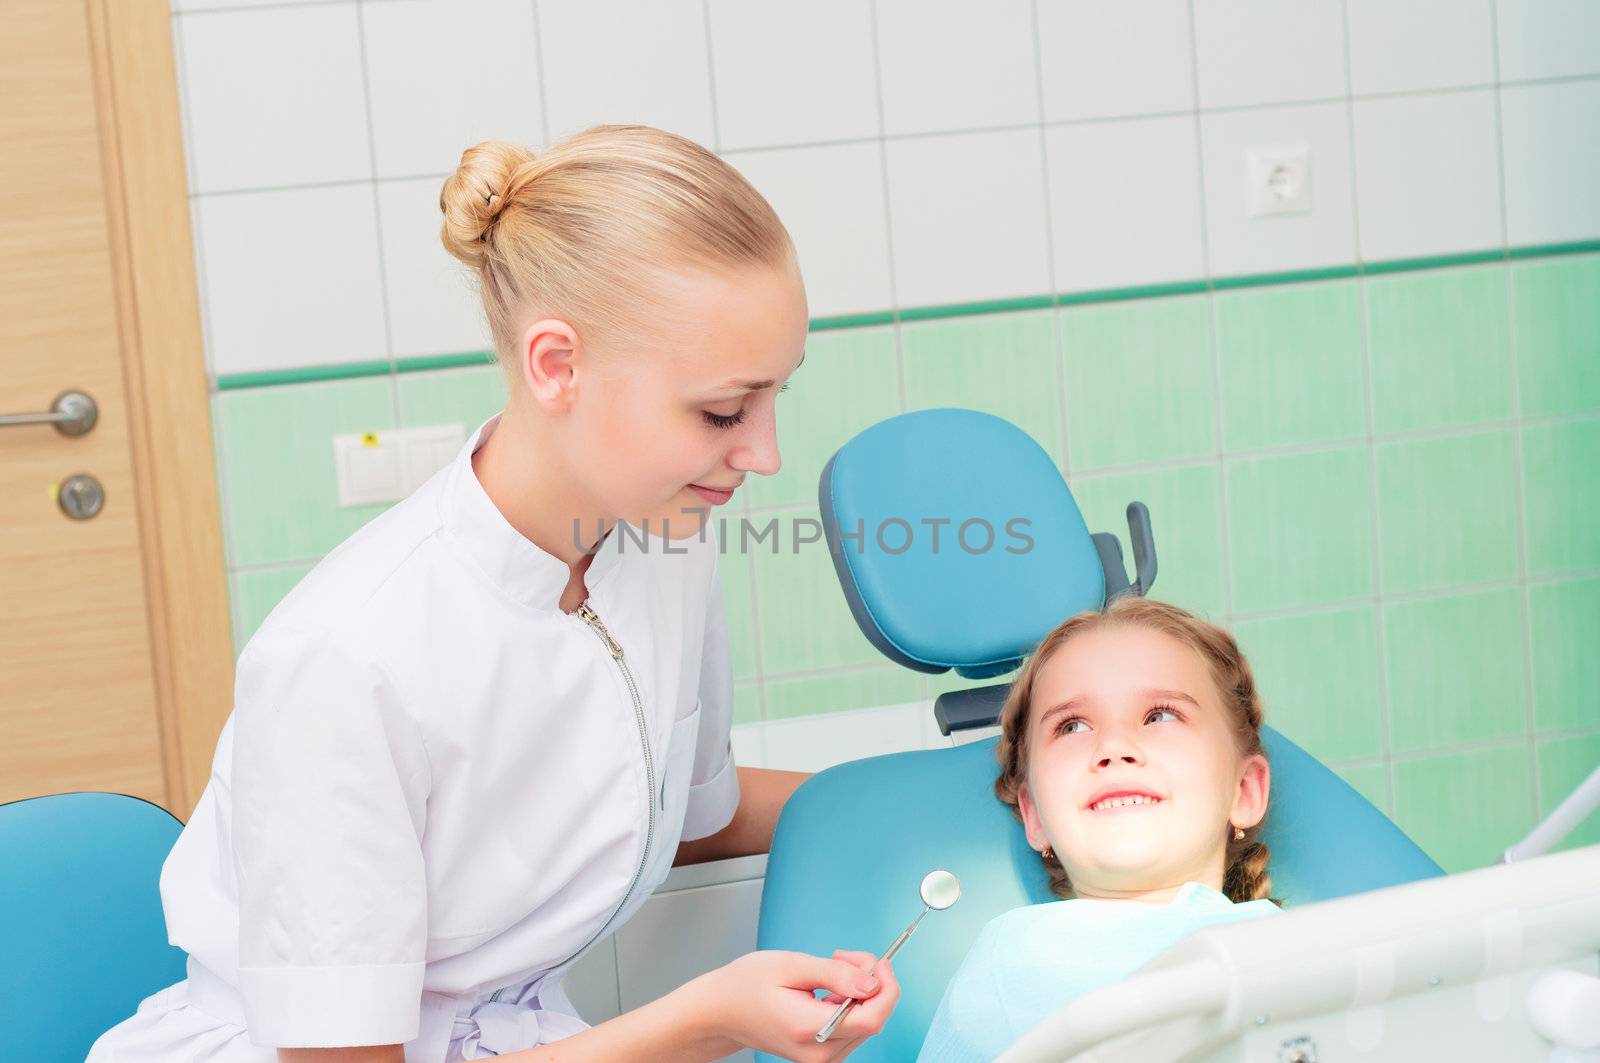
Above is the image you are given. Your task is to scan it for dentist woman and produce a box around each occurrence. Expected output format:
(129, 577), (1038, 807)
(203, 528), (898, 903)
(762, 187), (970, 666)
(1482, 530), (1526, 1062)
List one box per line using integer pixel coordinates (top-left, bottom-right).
(87, 125), (898, 1063)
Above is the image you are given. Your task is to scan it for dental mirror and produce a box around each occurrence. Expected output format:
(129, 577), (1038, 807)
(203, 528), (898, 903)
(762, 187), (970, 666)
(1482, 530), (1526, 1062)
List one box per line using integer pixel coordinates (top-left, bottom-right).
(815, 869), (962, 1044)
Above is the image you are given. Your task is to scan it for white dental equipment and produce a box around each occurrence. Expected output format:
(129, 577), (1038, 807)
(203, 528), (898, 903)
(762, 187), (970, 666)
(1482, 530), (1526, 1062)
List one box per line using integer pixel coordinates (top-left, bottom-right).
(816, 869), (962, 1044)
(995, 843), (1600, 1063)
(1505, 762), (1600, 863)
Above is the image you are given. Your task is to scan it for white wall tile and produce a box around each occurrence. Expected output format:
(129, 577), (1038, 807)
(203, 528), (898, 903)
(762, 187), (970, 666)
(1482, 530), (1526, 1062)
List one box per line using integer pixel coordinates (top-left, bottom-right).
(708, 0), (879, 151)
(176, 5), (371, 193)
(1192, 0), (1348, 109)
(537, 0), (715, 146)
(1495, 0), (1600, 80)
(614, 880), (761, 1012)
(1346, 0), (1496, 95)
(1036, 0), (1195, 122)
(1500, 80), (1600, 245)
(874, 0), (1039, 136)
(377, 178), (494, 359)
(173, 0), (345, 8)
(885, 129), (1052, 308)
(199, 185), (388, 375)
(1046, 115), (1207, 293)
(362, 0), (544, 178)
(1353, 91), (1504, 260)
(1199, 102), (1357, 277)
(723, 144), (894, 318)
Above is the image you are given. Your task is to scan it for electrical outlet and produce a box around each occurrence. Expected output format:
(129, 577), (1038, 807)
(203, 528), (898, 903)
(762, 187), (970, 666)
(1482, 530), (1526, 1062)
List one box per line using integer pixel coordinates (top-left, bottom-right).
(1246, 143), (1312, 217)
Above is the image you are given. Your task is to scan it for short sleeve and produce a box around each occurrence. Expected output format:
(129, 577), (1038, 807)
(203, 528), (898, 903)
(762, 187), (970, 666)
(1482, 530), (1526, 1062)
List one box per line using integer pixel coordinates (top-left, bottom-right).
(230, 625), (431, 1048)
(680, 546), (740, 842)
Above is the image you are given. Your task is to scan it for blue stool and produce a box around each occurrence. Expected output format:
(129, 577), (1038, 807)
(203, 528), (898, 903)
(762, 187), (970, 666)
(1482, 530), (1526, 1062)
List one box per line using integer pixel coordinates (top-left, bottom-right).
(755, 409), (1444, 1062)
(0, 792), (187, 1063)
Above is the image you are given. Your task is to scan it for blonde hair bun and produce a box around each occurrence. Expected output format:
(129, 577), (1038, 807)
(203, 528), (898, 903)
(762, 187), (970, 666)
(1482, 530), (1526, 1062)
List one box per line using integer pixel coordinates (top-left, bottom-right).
(439, 139), (536, 270)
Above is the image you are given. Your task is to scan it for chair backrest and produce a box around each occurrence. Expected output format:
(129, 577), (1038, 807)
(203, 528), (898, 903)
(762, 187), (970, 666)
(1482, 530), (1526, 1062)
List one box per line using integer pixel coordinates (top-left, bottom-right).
(818, 407), (1106, 680)
(0, 792), (187, 1062)
(755, 733), (1444, 1063)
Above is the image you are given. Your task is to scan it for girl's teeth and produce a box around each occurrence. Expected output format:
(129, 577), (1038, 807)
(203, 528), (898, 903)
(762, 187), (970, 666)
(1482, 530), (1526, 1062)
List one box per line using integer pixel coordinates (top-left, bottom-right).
(1093, 795), (1159, 811)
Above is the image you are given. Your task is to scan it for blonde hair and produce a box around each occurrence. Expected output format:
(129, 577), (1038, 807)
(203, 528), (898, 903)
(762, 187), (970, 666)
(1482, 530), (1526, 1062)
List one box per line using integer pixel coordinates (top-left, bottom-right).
(439, 124), (796, 372)
(993, 596), (1276, 905)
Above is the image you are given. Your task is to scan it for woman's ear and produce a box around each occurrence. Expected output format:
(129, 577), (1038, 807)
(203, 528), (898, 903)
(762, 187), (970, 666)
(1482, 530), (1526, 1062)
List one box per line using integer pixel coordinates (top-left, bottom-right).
(1231, 753), (1270, 831)
(518, 318), (581, 411)
(1016, 782), (1050, 853)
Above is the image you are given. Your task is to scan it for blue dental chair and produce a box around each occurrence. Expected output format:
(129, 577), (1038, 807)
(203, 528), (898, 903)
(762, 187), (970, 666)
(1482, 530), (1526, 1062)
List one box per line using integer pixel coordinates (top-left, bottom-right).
(755, 409), (1444, 1063)
(0, 792), (188, 1063)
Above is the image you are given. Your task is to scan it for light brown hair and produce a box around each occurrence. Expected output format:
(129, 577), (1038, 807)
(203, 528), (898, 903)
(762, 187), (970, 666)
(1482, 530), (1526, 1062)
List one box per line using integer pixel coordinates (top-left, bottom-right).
(439, 124), (796, 375)
(993, 596), (1275, 904)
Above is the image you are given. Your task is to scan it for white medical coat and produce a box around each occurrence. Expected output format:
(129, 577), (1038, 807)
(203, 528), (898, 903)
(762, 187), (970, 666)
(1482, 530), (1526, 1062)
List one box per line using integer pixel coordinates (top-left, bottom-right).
(87, 413), (741, 1062)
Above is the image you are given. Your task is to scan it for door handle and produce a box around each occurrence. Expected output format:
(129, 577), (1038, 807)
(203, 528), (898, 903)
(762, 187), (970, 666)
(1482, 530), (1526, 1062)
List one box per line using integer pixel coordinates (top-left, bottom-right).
(0, 390), (98, 436)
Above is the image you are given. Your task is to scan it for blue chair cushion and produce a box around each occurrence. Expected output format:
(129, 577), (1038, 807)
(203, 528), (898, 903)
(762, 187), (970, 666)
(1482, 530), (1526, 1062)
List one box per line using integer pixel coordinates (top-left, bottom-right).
(819, 408), (1105, 679)
(0, 792), (187, 1062)
(754, 729), (1443, 1063)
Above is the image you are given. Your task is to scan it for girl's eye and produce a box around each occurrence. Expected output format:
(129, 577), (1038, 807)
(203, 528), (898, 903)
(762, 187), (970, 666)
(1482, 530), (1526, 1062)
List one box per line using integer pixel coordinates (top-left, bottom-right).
(1146, 705), (1182, 724)
(1055, 716), (1090, 736)
(702, 408), (746, 430)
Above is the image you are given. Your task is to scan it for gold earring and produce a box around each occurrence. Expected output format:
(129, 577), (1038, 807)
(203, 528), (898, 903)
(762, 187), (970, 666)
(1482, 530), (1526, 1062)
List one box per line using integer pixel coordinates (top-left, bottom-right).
(1233, 825), (1245, 841)
(1041, 845), (1054, 861)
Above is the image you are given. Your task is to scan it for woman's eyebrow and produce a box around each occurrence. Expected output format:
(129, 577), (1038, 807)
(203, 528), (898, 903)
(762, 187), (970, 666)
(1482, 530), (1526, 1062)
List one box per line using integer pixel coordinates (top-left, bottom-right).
(714, 348), (806, 392)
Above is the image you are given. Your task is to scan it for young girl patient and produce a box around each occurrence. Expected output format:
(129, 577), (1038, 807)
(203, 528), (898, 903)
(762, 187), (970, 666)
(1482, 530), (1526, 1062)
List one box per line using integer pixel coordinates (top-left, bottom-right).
(917, 596), (1280, 1062)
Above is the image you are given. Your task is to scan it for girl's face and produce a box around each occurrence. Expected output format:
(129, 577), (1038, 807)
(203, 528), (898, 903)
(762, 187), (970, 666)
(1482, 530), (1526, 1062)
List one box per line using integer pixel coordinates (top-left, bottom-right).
(1015, 625), (1269, 899)
(516, 258), (809, 541)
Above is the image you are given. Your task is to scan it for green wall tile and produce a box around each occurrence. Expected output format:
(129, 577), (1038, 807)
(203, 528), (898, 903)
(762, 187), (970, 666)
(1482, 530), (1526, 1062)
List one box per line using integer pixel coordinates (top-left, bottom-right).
(764, 667), (926, 721)
(1365, 267), (1512, 435)
(1061, 297), (1215, 471)
(1393, 745), (1534, 872)
(1234, 606), (1384, 763)
(1384, 588), (1528, 755)
(716, 545), (759, 683)
(396, 365), (507, 432)
(1375, 430), (1518, 595)
(216, 378), (397, 566)
(733, 680), (762, 725)
(1512, 254), (1600, 418)
(745, 327), (901, 510)
(1226, 447), (1373, 615)
(1071, 465), (1226, 621)
(1529, 576), (1600, 732)
(230, 564), (313, 656)
(1333, 763), (1392, 815)
(1537, 732), (1600, 850)
(1216, 282), (1366, 450)
(1522, 418), (1600, 576)
(748, 507), (881, 675)
(903, 311), (1063, 467)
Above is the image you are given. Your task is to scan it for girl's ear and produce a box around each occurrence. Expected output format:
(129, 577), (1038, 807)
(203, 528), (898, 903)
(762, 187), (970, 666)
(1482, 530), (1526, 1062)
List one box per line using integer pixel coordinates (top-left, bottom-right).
(1016, 781), (1050, 853)
(1231, 753), (1270, 831)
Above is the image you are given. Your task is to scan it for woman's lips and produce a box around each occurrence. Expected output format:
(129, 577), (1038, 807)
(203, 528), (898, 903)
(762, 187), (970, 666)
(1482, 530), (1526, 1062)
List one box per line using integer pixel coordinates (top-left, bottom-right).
(688, 483), (735, 506)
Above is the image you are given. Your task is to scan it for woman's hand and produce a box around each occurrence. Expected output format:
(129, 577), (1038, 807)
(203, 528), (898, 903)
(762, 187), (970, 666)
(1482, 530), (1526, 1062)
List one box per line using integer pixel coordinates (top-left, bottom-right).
(691, 948), (900, 1062)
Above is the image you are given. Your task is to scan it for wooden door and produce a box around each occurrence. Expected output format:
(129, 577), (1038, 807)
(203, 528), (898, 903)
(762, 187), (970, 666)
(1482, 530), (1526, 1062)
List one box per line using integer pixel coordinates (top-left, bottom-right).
(0, 0), (232, 818)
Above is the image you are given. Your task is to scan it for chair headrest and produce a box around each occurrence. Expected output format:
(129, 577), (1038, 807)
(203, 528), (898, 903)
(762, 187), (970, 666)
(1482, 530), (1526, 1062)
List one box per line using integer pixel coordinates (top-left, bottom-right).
(819, 408), (1104, 679)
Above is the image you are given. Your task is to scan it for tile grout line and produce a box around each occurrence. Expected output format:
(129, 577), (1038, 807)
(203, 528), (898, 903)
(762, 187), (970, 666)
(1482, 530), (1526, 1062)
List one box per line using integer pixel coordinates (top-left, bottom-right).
(1486, 0), (1545, 830)
(1183, 0), (1234, 626)
(530, 0), (551, 148)
(350, 0), (402, 429)
(700, 0), (721, 153)
(1024, 0), (1072, 482)
(1338, 0), (1399, 816)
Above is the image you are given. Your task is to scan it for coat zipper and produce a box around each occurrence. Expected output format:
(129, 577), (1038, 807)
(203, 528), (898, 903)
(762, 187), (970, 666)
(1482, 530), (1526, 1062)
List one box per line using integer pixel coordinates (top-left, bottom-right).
(487, 598), (658, 1004)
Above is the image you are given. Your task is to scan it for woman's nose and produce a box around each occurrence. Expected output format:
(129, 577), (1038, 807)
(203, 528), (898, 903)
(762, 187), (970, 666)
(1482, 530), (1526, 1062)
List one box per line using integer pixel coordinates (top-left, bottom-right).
(730, 410), (781, 477)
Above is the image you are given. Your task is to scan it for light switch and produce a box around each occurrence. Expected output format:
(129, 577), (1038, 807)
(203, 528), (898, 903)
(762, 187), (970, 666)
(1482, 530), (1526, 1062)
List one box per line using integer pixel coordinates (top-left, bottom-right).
(334, 424), (467, 507)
